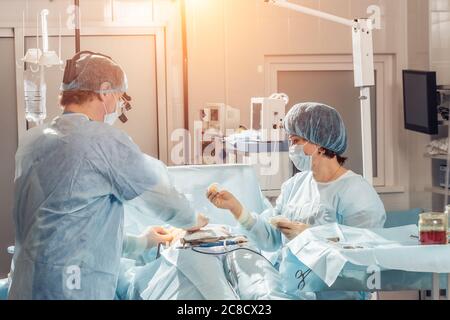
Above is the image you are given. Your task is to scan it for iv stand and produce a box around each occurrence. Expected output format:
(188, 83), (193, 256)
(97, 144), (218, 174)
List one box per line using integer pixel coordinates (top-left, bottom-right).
(74, 0), (81, 53)
(266, 0), (377, 185)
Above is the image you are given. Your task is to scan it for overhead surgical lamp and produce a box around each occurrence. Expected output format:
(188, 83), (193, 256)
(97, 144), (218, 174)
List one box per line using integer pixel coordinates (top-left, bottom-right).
(265, 0), (379, 185)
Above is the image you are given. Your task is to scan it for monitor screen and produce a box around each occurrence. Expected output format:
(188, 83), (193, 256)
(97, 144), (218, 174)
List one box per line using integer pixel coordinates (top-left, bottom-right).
(403, 70), (438, 135)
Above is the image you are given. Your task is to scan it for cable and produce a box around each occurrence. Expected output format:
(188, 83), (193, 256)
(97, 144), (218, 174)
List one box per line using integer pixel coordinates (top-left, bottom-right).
(190, 246), (274, 267)
(191, 246), (313, 291)
(156, 243), (162, 260)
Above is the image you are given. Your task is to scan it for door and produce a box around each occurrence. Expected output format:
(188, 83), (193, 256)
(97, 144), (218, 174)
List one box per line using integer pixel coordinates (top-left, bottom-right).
(25, 34), (159, 158)
(0, 34), (17, 278)
(278, 70), (378, 177)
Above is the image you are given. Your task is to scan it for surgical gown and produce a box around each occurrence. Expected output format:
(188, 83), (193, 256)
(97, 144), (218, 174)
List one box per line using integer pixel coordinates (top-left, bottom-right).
(9, 114), (196, 300)
(239, 170), (386, 299)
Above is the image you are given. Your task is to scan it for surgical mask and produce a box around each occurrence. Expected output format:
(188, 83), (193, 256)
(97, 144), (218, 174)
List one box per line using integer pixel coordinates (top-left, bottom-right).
(102, 101), (120, 126)
(289, 143), (313, 172)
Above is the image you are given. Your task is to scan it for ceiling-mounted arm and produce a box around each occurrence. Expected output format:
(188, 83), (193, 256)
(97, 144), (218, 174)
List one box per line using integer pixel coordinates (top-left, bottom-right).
(75, 0), (81, 53)
(266, 0), (375, 88)
(264, 0), (354, 27)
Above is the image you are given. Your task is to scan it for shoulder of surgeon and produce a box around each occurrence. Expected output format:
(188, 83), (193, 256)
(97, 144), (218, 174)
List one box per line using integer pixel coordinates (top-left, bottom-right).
(336, 172), (386, 213)
(77, 118), (141, 155)
(20, 115), (139, 154)
(337, 171), (380, 197)
(85, 120), (137, 147)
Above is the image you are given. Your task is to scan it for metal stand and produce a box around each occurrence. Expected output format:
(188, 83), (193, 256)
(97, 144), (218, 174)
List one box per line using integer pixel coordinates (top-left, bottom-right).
(360, 87), (374, 184)
(432, 273), (440, 300)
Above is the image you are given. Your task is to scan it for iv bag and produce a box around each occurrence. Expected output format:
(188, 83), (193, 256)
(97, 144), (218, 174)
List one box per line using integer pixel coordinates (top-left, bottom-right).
(24, 66), (47, 123)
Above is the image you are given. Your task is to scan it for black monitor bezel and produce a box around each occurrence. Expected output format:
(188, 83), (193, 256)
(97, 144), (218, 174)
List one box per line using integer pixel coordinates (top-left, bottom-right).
(402, 70), (438, 135)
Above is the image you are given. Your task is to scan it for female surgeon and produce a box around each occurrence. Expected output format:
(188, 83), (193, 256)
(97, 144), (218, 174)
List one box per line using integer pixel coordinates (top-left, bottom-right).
(9, 52), (203, 300)
(207, 102), (386, 300)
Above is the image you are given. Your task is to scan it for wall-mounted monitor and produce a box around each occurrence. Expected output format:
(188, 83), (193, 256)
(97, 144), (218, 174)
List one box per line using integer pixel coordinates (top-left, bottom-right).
(403, 70), (438, 135)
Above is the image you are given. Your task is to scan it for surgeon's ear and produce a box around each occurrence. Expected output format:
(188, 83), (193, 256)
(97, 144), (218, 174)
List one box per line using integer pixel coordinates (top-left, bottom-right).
(99, 82), (112, 102)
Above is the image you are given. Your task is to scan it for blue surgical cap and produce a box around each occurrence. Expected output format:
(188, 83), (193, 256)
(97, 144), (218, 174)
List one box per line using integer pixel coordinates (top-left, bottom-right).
(284, 102), (348, 155)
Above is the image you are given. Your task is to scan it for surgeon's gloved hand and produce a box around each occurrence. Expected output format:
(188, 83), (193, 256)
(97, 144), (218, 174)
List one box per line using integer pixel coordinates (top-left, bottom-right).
(167, 227), (185, 244)
(185, 213), (210, 232)
(277, 221), (310, 241)
(140, 226), (174, 249)
(206, 186), (243, 220)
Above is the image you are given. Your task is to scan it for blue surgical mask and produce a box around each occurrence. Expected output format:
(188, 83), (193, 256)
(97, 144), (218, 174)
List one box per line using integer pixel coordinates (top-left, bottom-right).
(103, 101), (119, 126)
(289, 143), (312, 172)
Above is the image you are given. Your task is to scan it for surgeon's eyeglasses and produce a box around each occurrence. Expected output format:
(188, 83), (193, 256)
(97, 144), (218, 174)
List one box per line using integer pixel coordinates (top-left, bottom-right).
(118, 93), (132, 123)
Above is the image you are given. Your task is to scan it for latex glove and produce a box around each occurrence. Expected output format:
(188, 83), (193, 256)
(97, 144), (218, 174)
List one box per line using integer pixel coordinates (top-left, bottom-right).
(140, 226), (174, 249)
(277, 221), (310, 241)
(206, 184), (243, 219)
(167, 227), (186, 245)
(269, 216), (291, 227)
(185, 213), (210, 233)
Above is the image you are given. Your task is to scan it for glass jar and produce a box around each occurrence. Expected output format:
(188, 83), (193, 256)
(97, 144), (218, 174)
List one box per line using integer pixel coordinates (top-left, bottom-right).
(445, 205), (450, 231)
(419, 213), (448, 245)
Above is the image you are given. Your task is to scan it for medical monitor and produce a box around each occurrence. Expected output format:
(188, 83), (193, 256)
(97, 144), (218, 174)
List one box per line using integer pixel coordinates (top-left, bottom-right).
(403, 70), (438, 135)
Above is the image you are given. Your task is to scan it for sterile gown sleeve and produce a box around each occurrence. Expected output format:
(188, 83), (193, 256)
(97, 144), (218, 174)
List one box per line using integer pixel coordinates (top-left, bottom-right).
(122, 234), (148, 259)
(93, 131), (196, 229)
(238, 177), (296, 252)
(336, 176), (386, 228)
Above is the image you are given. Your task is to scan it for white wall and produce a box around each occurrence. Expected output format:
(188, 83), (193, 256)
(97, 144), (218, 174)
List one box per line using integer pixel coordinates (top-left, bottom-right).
(431, 0), (450, 85)
(429, 0), (450, 211)
(186, 0), (408, 124)
(407, 0), (433, 212)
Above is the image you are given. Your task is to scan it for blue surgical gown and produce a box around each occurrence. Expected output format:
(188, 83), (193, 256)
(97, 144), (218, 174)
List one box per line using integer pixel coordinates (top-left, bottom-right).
(240, 170), (386, 299)
(9, 114), (196, 300)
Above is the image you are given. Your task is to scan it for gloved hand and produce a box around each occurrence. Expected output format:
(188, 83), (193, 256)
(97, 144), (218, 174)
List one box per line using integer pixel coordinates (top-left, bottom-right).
(167, 227), (186, 244)
(276, 221), (310, 241)
(206, 185), (243, 220)
(185, 213), (210, 233)
(140, 226), (174, 249)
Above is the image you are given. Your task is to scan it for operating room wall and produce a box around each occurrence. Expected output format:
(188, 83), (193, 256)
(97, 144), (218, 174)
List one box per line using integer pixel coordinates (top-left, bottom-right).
(431, 0), (450, 85)
(184, 0), (417, 211)
(429, 0), (450, 211)
(376, 0), (431, 301)
(402, 0), (450, 213)
(0, 0), (184, 278)
(0, 0), (186, 162)
(406, 0), (433, 212)
(0, 37), (18, 278)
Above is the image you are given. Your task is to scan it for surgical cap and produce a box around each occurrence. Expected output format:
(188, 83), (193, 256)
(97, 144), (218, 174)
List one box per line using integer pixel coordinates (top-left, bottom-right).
(284, 102), (348, 155)
(61, 53), (128, 93)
